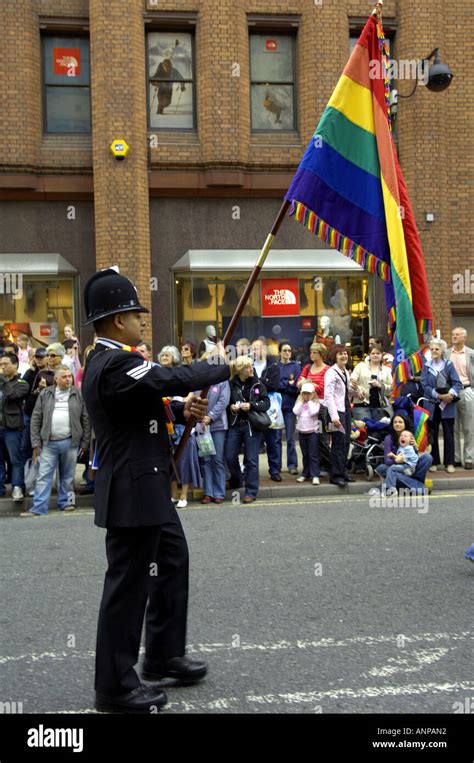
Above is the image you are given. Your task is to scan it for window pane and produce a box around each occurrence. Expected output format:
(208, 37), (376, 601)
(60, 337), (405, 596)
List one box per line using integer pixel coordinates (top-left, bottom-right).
(149, 82), (194, 129)
(45, 87), (91, 133)
(43, 37), (90, 86)
(250, 34), (294, 83)
(148, 32), (193, 81)
(251, 84), (294, 130)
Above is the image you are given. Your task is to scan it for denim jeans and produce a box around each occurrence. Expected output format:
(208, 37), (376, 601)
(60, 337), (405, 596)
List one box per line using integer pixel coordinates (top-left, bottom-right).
(279, 410), (298, 471)
(0, 428), (25, 493)
(30, 438), (77, 515)
(202, 429), (227, 499)
(263, 427), (281, 476)
(226, 424), (262, 499)
(384, 464), (414, 490)
(20, 414), (33, 463)
(376, 453), (433, 487)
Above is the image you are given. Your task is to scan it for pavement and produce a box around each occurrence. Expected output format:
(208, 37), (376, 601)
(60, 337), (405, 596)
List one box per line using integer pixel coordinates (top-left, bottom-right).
(1, 454), (473, 516)
(1, 491), (473, 714)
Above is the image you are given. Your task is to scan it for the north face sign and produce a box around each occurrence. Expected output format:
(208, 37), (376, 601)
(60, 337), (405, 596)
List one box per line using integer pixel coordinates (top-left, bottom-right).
(261, 279), (300, 316)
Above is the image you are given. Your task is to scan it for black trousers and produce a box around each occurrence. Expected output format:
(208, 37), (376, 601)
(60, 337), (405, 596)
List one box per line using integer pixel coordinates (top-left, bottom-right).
(430, 406), (455, 466)
(329, 409), (352, 480)
(95, 508), (189, 694)
(299, 432), (320, 478)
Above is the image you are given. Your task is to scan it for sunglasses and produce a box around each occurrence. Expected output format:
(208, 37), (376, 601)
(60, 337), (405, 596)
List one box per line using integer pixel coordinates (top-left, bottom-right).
(47, 353), (59, 358)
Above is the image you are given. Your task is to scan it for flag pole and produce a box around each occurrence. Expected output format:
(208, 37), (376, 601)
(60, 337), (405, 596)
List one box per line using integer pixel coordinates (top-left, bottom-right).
(173, 198), (290, 464)
(372, 0), (383, 17)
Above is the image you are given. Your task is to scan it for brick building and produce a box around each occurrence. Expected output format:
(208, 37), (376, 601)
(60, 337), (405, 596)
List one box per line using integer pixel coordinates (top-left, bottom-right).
(0, 0), (472, 356)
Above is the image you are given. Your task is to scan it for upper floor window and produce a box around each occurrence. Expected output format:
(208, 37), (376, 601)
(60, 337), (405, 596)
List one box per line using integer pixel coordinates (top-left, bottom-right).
(42, 36), (91, 133)
(147, 32), (195, 130)
(250, 33), (296, 131)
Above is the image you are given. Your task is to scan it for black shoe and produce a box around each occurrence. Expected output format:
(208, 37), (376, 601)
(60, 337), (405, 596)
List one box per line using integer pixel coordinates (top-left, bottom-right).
(330, 478), (346, 487)
(344, 475), (356, 483)
(77, 486), (95, 495)
(142, 655), (207, 685)
(270, 473), (282, 482)
(95, 684), (167, 714)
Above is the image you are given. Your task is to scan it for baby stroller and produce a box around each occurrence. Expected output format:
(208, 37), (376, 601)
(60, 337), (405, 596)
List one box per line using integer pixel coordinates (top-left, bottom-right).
(348, 418), (391, 481)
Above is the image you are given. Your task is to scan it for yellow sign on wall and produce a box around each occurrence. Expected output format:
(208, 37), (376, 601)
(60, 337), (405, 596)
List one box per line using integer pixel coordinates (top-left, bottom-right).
(110, 139), (129, 160)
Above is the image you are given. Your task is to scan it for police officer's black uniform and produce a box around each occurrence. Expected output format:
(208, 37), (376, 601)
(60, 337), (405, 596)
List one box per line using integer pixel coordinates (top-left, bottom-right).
(81, 269), (230, 712)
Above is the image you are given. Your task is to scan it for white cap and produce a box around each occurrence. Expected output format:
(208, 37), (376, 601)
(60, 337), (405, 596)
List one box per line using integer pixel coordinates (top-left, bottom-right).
(301, 382), (315, 393)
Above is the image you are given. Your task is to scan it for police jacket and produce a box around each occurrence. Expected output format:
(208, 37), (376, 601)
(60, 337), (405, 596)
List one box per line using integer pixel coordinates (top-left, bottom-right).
(82, 340), (230, 528)
(0, 374), (29, 430)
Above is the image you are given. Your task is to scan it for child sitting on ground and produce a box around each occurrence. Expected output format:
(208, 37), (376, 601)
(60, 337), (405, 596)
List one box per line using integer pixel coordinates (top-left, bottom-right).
(383, 429), (419, 495)
(293, 382), (321, 486)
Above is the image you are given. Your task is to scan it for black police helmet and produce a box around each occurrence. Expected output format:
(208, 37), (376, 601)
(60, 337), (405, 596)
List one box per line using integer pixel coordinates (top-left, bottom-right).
(83, 268), (150, 326)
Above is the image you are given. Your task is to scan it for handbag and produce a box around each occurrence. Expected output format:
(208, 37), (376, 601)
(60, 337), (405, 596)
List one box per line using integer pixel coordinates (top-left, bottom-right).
(318, 403), (330, 431)
(248, 408), (272, 431)
(24, 457), (39, 494)
(196, 425), (216, 457)
(267, 392), (285, 430)
(435, 363), (459, 401)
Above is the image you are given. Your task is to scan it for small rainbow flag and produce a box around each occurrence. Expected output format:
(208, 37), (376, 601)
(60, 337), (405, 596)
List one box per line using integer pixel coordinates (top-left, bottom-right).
(413, 403), (430, 453)
(285, 9), (433, 387)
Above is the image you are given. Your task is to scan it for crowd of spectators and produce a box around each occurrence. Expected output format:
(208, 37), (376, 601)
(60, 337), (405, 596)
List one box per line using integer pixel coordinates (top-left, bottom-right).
(0, 324), (472, 511)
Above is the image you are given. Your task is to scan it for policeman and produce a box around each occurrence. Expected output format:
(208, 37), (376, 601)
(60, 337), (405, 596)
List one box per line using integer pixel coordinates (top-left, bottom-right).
(81, 269), (230, 713)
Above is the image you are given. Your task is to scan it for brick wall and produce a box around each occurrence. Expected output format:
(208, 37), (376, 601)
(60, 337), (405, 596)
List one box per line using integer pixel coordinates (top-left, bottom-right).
(89, 0), (152, 328)
(0, 0), (472, 340)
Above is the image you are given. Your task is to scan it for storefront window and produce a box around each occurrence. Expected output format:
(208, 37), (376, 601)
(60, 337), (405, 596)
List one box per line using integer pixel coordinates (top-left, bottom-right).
(0, 276), (75, 347)
(173, 272), (370, 361)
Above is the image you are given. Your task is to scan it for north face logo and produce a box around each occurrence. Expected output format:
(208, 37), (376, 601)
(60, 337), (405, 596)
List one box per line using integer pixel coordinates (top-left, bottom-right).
(264, 289), (297, 306)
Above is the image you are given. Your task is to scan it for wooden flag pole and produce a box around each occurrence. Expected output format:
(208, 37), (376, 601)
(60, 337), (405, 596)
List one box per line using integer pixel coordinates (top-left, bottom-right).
(372, 0), (383, 17)
(173, 198), (290, 464)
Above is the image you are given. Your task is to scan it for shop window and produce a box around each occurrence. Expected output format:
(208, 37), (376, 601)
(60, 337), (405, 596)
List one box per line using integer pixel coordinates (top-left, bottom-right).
(173, 273), (370, 361)
(0, 277), (75, 347)
(250, 33), (296, 131)
(42, 36), (91, 133)
(147, 31), (195, 130)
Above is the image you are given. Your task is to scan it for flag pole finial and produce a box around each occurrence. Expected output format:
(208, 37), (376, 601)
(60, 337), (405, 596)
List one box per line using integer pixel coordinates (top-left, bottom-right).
(372, 0), (383, 17)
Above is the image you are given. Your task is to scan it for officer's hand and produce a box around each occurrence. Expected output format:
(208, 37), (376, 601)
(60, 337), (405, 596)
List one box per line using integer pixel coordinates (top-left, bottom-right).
(184, 395), (209, 422)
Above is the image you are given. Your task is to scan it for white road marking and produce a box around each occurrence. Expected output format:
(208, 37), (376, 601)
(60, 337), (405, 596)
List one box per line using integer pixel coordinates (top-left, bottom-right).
(365, 647), (450, 677)
(51, 680), (474, 713)
(1, 631), (471, 665)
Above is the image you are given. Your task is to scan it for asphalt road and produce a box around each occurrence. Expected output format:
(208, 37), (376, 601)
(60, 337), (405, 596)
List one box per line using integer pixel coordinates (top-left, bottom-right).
(1, 491), (473, 714)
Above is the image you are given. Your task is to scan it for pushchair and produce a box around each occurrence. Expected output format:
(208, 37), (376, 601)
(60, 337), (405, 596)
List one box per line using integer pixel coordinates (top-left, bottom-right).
(348, 418), (391, 481)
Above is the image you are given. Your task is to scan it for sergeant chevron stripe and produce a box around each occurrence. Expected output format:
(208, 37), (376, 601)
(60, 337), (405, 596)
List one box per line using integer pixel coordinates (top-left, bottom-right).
(126, 361), (153, 379)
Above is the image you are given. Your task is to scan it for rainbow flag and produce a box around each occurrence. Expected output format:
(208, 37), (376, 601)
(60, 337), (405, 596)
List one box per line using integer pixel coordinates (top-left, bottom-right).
(285, 10), (433, 385)
(413, 402), (430, 453)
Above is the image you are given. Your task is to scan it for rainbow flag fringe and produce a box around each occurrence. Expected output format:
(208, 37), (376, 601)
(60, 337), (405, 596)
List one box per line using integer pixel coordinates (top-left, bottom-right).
(289, 200), (391, 282)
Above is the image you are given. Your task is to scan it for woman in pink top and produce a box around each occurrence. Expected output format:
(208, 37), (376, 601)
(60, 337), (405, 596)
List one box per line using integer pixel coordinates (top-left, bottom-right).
(297, 342), (330, 398)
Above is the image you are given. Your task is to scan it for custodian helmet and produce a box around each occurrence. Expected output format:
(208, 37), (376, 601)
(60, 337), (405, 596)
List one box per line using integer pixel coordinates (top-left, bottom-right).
(83, 268), (150, 326)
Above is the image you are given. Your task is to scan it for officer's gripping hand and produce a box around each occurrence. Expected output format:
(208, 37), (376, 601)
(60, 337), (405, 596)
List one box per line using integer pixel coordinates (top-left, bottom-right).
(184, 395), (209, 422)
